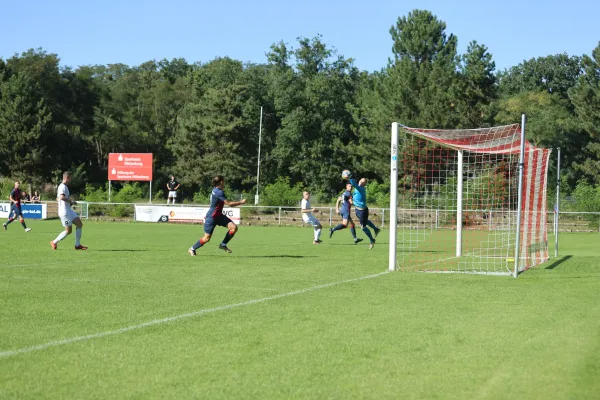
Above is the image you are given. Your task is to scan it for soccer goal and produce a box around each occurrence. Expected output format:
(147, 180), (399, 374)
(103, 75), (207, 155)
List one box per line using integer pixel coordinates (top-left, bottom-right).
(389, 115), (551, 277)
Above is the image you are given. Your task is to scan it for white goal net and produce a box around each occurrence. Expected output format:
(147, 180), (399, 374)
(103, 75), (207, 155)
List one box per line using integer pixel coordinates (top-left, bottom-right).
(389, 118), (551, 277)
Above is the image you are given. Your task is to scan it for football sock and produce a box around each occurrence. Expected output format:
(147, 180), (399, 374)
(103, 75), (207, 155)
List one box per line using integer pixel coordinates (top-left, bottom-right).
(6, 218), (14, 225)
(75, 227), (82, 246)
(222, 229), (236, 245)
(350, 225), (357, 239)
(362, 227), (375, 242)
(367, 220), (379, 230)
(21, 220), (27, 229)
(192, 238), (207, 251)
(315, 228), (322, 241)
(53, 231), (68, 244)
(333, 224), (345, 231)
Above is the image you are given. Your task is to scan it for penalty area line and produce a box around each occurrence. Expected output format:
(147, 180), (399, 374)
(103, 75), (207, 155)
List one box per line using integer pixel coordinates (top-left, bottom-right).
(0, 270), (390, 359)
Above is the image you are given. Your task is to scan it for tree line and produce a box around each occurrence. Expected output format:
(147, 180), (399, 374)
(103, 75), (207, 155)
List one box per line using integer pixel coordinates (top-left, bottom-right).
(1, 9), (599, 205)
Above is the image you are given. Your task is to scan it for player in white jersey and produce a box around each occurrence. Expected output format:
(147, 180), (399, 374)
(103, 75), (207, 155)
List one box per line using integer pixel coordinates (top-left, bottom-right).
(50, 171), (87, 250)
(301, 191), (322, 244)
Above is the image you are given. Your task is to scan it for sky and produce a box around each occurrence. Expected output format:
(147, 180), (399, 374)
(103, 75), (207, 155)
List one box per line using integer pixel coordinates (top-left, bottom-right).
(1, 0), (599, 73)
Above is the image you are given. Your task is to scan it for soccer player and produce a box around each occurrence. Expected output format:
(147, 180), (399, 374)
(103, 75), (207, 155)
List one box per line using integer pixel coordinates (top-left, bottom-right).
(188, 175), (246, 256)
(3, 182), (31, 232)
(346, 176), (381, 249)
(301, 191), (322, 244)
(166, 175), (180, 205)
(329, 182), (362, 244)
(50, 171), (87, 250)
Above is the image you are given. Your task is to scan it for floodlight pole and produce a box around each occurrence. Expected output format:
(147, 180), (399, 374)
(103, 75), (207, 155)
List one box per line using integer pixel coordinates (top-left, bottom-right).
(555, 147), (561, 257)
(389, 123), (399, 271)
(255, 106), (263, 205)
(513, 114), (527, 278)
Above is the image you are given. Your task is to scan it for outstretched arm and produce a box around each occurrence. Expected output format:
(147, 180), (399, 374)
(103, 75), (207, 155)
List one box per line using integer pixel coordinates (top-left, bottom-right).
(224, 199), (247, 207)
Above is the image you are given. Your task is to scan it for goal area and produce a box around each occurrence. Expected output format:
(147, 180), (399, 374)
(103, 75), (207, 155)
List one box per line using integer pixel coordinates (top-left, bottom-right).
(389, 116), (551, 277)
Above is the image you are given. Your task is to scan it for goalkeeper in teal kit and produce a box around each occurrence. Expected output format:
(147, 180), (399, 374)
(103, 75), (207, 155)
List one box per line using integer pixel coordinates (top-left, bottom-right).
(345, 175), (381, 249)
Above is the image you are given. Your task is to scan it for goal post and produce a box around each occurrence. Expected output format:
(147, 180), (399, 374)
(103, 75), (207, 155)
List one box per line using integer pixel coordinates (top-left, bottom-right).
(389, 115), (551, 277)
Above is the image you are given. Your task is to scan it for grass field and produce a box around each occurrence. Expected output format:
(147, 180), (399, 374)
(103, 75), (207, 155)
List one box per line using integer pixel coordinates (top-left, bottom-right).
(1, 220), (600, 399)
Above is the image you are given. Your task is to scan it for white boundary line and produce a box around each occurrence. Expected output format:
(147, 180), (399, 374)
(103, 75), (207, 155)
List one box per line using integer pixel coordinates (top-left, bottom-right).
(0, 271), (390, 359)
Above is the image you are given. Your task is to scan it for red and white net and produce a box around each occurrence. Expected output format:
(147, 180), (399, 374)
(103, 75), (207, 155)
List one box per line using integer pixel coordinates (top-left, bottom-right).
(397, 124), (550, 274)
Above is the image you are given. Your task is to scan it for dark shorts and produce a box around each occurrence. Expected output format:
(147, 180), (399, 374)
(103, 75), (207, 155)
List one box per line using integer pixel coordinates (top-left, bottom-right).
(355, 207), (369, 227)
(339, 209), (350, 220)
(10, 204), (22, 217)
(204, 214), (233, 234)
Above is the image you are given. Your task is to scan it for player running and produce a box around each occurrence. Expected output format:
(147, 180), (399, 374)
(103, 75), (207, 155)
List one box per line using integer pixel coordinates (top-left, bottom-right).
(301, 191), (322, 244)
(188, 175), (246, 256)
(346, 175), (381, 249)
(329, 182), (362, 244)
(3, 181), (31, 232)
(50, 171), (87, 250)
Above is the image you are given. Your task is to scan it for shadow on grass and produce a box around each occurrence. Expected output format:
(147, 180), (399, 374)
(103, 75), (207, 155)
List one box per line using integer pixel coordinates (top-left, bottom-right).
(545, 255), (573, 270)
(96, 249), (155, 252)
(236, 255), (317, 258)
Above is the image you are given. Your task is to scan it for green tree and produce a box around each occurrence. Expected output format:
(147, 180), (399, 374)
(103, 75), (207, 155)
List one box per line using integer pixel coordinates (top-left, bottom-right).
(0, 72), (52, 181)
(267, 35), (361, 196)
(569, 42), (600, 184)
(457, 41), (497, 128)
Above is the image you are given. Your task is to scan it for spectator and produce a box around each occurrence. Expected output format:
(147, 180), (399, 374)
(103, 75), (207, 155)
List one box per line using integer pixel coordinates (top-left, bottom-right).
(31, 191), (41, 203)
(21, 191), (31, 203)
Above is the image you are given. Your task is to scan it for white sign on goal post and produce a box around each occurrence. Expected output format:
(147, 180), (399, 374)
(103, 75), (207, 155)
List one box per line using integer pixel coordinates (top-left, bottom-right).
(389, 122), (398, 271)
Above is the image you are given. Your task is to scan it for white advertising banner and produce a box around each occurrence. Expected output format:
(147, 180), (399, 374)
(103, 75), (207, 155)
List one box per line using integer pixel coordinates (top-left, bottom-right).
(134, 205), (240, 224)
(0, 203), (47, 219)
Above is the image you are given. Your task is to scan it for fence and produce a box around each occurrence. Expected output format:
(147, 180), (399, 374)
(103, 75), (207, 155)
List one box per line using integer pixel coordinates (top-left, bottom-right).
(39, 202), (600, 232)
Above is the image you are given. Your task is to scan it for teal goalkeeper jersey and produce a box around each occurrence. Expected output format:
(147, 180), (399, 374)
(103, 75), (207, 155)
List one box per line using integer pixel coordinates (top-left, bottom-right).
(350, 178), (366, 209)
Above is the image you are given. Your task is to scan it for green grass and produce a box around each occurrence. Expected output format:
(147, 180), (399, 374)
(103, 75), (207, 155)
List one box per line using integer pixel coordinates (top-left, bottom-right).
(1, 221), (599, 399)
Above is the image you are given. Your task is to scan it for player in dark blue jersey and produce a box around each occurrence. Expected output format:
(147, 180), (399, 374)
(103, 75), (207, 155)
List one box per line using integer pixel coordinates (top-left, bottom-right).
(188, 175), (247, 256)
(329, 182), (362, 244)
(3, 181), (31, 232)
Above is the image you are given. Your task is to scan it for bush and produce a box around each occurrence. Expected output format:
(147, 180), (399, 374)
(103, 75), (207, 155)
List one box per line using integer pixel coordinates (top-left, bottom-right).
(365, 180), (390, 208)
(114, 183), (144, 203)
(571, 181), (600, 212)
(82, 184), (108, 202)
(193, 189), (211, 204)
(261, 177), (304, 207)
(0, 177), (14, 201)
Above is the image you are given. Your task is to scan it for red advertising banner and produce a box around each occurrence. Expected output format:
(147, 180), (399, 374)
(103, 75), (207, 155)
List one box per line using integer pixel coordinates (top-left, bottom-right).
(108, 153), (153, 181)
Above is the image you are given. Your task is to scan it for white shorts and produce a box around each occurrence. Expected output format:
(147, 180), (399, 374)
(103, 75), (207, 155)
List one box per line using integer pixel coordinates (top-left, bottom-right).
(59, 209), (79, 227)
(168, 191), (177, 198)
(303, 215), (321, 227)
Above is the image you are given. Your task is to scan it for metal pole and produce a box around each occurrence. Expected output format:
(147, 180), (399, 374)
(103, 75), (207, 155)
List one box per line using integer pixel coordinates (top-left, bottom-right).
(555, 147), (560, 257)
(456, 150), (463, 257)
(389, 123), (399, 271)
(255, 106), (263, 205)
(149, 181), (152, 204)
(108, 181), (111, 202)
(513, 114), (527, 278)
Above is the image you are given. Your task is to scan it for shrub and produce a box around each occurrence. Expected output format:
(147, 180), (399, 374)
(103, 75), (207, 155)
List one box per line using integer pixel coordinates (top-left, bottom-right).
(261, 177), (304, 207)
